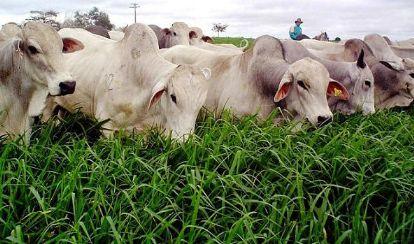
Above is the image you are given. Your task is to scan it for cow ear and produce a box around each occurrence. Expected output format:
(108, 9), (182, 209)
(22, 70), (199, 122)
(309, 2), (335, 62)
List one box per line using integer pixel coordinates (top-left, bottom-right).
(202, 36), (213, 43)
(357, 49), (366, 68)
(62, 38), (84, 53)
(274, 72), (293, 102)
(327, 80), (349, 100)
(379, 61), (403, 71)
(189, 31), (198, 39)
(201, 68), (211, 80)
(148, 81), (167, 110)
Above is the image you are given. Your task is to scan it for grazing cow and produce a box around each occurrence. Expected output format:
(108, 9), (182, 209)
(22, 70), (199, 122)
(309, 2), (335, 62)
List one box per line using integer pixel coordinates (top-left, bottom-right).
(108, 30), (124, 41)
(281, 40), (375, 115)
(48, 23), (211, 140)
(0, 22), (83, 142)
(307, 37), (414, 109)
(85, 25), (110, 39)
(161, 36), (350, 127)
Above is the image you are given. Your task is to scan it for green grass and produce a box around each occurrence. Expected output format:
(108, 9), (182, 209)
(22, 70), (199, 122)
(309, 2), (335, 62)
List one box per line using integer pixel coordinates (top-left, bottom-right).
(0, 108), (413, 243)
(0, 38), (413, 243)
(213, 37), (254, 49)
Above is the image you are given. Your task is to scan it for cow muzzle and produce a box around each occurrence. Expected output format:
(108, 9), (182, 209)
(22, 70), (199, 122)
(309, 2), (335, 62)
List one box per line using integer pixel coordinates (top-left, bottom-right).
(59, 81), (76, 95)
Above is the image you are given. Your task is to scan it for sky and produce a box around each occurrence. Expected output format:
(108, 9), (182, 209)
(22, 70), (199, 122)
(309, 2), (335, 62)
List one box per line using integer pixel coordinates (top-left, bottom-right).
(0, 0), (413, 41)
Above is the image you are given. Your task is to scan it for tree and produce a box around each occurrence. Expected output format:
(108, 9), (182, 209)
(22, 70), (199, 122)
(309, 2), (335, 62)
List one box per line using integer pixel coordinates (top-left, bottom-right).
(63, 7), (114, 30)
(212, 23), (228, 37)
(87, 7), (113, 30)
(26, 10), (60, 30)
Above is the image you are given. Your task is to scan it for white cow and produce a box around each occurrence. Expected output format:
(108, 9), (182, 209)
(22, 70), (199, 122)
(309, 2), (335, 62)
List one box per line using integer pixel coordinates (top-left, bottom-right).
(48, 23), (211, 140)
(162, 36), (350, 127)
(0, 22), (83, 142)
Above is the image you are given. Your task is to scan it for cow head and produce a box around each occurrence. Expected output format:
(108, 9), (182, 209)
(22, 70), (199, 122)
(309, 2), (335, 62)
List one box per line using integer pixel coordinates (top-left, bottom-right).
(335, 50), (375, 115)
(274, 58), (349, 127)
(16, 22), (84, 96)
(147, 65), (211, 140)
(162, 22), (191, 48)
(373, 58), (414, 108)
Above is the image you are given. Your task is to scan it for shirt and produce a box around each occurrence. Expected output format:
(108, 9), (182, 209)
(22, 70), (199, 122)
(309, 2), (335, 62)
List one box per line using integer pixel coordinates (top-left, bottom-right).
(289, 25), (302, 40)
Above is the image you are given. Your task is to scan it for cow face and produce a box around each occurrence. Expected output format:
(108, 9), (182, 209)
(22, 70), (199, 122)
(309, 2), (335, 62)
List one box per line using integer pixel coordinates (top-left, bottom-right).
(274, 58), (349, 127)
(168, 22), (191, 47)
(148, 65), (211, 140)
(18, 22), (84, 96)
(337, 50), (375, 115)
(373, 58), (414, 108)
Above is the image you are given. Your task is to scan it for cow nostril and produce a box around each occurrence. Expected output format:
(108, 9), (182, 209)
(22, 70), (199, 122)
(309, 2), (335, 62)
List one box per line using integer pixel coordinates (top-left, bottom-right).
(59, 81), (76, 95)
(317, 116), (332, 127)
(365, 80), (371, 87)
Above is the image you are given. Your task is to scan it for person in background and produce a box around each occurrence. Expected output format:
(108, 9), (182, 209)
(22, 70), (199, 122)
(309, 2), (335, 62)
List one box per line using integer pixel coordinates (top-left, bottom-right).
(289, 18), (308, 40)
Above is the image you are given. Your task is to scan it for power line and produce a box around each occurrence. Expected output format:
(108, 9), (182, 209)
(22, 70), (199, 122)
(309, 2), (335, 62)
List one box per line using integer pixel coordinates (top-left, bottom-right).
(129, 3), (140, 23)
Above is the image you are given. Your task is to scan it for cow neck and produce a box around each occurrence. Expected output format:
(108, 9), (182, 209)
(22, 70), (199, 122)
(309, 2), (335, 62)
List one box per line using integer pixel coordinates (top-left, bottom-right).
(143, 54), (176, 85)
(245, 47), (290, 105)
(315, 57), (352, 82)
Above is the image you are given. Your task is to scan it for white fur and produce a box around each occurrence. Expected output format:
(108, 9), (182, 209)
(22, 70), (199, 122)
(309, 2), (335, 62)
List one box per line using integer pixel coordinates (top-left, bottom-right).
(161, 37), (337, 126)
(50, 24), (211, 140)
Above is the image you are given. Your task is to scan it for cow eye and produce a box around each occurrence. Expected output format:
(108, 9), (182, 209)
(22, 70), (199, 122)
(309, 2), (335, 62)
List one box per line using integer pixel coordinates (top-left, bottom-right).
(410, 73), (414, 78)
(28, 45), (39, 55)
(173, 32), (177, 36)
(364, 80), (371, 87)
(297, 80), (307, 90)
(170, 94), (177, 104)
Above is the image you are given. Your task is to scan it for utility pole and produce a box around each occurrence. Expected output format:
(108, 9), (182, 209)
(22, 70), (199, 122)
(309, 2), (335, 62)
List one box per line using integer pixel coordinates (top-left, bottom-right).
(130, 3), (140, 23)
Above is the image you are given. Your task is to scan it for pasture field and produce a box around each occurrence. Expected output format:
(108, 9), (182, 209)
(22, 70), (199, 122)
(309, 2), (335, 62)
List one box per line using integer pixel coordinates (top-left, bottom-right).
(0, 38), (413, 243)
(212, 37), (254, 49)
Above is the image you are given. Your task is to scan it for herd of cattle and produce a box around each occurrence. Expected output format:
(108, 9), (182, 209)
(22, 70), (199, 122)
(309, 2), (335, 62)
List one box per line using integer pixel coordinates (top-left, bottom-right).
(0, 21), (414, 143)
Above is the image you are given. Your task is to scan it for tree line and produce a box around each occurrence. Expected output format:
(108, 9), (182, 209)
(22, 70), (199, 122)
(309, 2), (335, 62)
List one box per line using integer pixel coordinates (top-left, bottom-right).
(24, 7), (230, 37)
(25, 7), (114, 31)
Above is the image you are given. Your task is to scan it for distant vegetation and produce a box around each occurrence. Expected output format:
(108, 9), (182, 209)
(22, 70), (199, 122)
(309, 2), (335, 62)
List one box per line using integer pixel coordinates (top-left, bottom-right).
(26, 10), (61, 30)
(62, 7), (114, 30)
(25, 7), (114, 30)
(212, 23), (229, 37)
